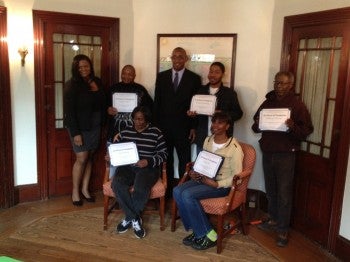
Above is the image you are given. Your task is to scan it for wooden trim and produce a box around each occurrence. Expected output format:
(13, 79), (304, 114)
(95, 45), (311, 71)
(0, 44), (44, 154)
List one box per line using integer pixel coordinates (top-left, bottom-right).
(14, 184), (42, 203)
(335, 235), (350, 261)
(0, 6), (15, 208)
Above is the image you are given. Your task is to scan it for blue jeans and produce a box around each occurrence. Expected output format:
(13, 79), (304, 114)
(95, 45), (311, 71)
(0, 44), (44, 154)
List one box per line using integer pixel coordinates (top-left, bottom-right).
(262, 152), (295, 233)
(173, 180), (230, 238)
(111, 165), (159, 221)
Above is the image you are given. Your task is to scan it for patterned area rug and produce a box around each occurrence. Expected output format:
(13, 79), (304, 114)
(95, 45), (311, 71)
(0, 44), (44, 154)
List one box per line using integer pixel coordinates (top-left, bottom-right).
(6, 207), (278, 261)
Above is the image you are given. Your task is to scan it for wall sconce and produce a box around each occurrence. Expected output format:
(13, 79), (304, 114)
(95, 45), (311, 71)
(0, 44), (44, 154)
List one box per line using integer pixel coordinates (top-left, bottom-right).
(18, 47), (28, 66)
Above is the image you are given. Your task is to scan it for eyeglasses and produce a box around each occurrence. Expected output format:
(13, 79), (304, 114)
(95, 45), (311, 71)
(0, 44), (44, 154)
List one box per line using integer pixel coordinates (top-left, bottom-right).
(273, 81), (291, 85)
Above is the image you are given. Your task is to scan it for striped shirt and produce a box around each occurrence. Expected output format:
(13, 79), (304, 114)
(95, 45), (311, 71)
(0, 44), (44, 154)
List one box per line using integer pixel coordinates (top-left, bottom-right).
(118, 124), (167, 168)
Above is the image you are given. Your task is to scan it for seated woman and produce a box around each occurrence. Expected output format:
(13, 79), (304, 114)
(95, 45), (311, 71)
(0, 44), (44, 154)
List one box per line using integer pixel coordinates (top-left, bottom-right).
(173, 111), (244, 250)
(110, 106), (167, 239)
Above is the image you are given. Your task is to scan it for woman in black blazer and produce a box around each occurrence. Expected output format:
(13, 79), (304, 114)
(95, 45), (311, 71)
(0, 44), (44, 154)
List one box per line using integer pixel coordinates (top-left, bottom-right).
(64, 54), (106, 206)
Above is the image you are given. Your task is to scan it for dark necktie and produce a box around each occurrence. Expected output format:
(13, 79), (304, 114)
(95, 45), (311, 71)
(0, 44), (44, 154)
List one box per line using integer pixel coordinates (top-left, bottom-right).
(173, 72), (179, 91)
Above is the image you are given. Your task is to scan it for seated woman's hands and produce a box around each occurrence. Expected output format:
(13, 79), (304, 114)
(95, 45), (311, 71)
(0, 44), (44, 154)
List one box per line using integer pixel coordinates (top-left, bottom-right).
(189, 169), (219, 188)
(189, 169), (202, 182)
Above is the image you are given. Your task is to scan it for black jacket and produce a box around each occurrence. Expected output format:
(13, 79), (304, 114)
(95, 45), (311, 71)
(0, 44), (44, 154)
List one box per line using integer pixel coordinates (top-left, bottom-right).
(64, 77), (106, 137)
(153, 68), (201, 137)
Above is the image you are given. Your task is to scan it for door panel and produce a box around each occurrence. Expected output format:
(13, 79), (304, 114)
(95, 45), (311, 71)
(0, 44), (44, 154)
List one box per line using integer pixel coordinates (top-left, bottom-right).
(282, 10), (350, 250)
(46, 27), (106, 196)
(33, 11), (119, 199)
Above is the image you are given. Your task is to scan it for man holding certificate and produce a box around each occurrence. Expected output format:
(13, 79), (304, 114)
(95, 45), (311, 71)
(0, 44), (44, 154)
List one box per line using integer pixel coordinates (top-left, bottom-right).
(106, 65), (153, 142)
(173, 112), (243, 250)
(187, 62), (243, 152)
(252, 71), (313, 247)
(109, 106), (167, 239)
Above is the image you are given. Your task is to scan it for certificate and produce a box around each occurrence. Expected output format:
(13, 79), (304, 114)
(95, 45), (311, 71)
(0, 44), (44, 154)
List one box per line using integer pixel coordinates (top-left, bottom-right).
(190, 95), (217, 115)
(112, 92), (138, 113)
(108, 142), (139, 166)
(259, 108), (291, 132)
(193, 150), (224, 178)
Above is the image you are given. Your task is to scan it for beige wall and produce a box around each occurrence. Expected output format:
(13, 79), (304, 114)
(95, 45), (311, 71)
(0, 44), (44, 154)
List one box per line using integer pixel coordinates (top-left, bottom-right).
(3, 0), (350, 238)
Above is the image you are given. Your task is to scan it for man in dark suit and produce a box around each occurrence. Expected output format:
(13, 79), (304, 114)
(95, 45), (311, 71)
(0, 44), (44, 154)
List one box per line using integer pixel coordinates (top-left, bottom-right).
(154, 47), (202, 195)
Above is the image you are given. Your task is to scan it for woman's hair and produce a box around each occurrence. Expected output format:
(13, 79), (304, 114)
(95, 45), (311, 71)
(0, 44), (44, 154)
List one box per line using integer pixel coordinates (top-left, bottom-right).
(131, 106), (152, 123)
(210, 61), (225, 73)
(211, 111), (232, 136)
(71, 54), (95, 80)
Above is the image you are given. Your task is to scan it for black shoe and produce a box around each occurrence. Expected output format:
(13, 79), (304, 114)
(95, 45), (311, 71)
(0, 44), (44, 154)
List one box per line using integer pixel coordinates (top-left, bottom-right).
(182, 232), (197, 246)
(116, 219), (131, 233)
(82, 192), (95, 202)
(257, 219), (277, 232)
(82, 195), (95, 202)
(72, 200), (83, 206)
(276, 232), (288, 247)
(191, 236), (217, 250)
(132, 218), (146, 239)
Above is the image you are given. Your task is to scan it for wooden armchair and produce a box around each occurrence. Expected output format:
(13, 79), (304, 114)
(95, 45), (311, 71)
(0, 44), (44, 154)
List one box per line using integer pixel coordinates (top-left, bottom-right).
(103, 162), (167, 231)
(171, 142), (256, 253)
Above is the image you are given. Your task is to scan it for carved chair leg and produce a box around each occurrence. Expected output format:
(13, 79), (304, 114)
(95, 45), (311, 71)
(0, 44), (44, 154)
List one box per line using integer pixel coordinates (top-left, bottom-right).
(159, 196), (165, 231)
(216, 215), (224, 254)
(240, 203), (247, 235)
(171, 199), (178, 232)
(103, 195), (110, 230)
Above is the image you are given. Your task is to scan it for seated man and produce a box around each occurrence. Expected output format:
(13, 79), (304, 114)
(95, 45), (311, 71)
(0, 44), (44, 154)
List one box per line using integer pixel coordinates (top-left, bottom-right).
(109, 106), (167, 239)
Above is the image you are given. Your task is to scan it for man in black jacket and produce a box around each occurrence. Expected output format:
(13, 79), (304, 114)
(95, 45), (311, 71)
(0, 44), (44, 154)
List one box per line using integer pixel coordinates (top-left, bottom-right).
(153, 47), (201, 195)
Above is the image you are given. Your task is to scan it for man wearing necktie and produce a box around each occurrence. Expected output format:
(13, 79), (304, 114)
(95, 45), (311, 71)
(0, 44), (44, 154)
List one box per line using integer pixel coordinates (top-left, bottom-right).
(154, 47), (201, 196)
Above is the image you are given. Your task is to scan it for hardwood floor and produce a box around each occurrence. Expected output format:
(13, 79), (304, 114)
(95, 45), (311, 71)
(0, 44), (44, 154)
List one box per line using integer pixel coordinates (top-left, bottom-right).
(0, 192), (340, 261)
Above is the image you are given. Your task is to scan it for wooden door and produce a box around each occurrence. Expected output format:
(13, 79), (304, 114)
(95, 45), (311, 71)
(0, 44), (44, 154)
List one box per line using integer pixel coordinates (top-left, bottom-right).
(0, 6), (14, 208)
(33, 11), (119, 198)
(281, 8), (350, 251)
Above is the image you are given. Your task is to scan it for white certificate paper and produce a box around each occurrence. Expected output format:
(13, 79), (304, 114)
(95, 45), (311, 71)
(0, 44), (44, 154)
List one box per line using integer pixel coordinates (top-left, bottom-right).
(193, 150), (224, 178)
(112, 92), (138, 113)
(108, 142), (139, 166)
(259, 108), (291, 132)
(190, 95), (217, 115)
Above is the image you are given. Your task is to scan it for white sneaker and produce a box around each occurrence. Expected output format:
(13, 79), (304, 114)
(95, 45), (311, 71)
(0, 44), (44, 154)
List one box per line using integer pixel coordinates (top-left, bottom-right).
(132, 218), (146, 238)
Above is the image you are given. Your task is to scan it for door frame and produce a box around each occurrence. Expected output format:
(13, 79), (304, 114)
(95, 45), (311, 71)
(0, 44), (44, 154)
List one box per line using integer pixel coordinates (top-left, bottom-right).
(31, 10), (119, 202)
(281, 7), (350, 259)
(0, 6), (15, 208)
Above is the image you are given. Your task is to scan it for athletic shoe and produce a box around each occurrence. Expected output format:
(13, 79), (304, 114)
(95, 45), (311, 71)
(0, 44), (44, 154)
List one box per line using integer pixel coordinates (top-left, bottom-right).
(257, 219), (277, 232)
(191, 236), (217, 250)
(132, 218), (146, 239)
(182, 232), (197, 246)
(116, 219), (131, 233)
(276, 232), (289, 247)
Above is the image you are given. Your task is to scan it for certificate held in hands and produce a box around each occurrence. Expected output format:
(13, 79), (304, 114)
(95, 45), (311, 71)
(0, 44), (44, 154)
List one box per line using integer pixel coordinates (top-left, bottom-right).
(108, 142), (139, 166)
(259, 108), (291, 132)
(190, 95), (217, 115)
(112, 92), (138, 113)
(193, 150), (224, 179)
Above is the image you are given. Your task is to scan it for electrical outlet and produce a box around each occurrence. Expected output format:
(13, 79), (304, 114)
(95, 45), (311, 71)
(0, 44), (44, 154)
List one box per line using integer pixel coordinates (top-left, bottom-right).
(249, 201), (256, 208)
